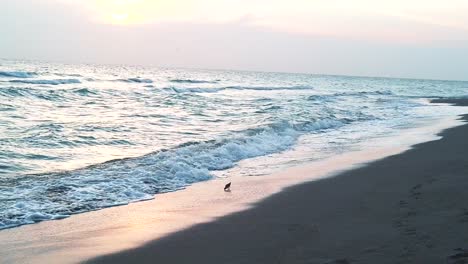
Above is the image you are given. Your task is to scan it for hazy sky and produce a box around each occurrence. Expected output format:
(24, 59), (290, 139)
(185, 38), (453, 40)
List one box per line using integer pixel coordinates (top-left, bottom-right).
(1, 0), (468, 80)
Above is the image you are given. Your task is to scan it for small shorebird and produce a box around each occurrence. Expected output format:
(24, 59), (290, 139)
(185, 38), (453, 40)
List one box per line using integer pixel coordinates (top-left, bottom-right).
(224, 182), (231, 191)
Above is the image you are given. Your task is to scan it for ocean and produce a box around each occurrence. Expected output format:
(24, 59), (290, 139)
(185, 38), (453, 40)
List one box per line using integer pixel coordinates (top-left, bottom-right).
(0, 59), (467, 230)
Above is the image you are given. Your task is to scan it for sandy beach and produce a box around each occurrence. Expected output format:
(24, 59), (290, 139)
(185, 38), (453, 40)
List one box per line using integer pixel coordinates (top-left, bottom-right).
(82, 99), (468, 264)
(0, 100), (467, 264)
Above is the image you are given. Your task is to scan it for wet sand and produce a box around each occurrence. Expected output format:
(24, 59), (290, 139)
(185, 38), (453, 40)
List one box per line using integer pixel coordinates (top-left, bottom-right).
(85, 99), (468, 264)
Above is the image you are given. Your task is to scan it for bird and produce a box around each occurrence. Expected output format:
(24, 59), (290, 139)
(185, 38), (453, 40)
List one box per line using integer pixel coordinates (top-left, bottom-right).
(224, 182), (231, 192)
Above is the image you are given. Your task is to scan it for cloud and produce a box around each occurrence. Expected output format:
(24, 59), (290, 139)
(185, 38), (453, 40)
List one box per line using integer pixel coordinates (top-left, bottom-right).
(51, 0), (468, 43)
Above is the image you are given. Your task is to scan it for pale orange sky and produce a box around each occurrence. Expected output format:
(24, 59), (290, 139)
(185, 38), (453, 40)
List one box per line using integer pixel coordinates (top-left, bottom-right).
(2, 0), (468, 80)
(59, 0), (468, 41)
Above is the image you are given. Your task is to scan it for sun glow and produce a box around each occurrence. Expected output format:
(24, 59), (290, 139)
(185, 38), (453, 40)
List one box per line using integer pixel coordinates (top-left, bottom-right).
(59, 0), (468, 38)
(110, 13), (130, 24)
(97, 0), (146, 25)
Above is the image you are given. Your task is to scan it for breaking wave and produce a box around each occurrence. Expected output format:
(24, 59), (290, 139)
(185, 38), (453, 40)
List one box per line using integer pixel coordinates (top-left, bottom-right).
(0, 118), (344, 229)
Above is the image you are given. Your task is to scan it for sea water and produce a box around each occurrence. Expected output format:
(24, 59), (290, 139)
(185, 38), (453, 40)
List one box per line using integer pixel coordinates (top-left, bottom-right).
(0, 59), (467, 229)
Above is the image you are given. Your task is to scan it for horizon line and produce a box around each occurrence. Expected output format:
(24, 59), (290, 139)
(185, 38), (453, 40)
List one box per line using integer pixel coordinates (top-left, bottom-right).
(1, 56), (467, 83)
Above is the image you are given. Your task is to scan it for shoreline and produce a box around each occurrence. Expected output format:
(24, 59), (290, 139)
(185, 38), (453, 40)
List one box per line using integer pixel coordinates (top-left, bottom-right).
(88, 100), (468, 263)
(0, 101), (467, 263)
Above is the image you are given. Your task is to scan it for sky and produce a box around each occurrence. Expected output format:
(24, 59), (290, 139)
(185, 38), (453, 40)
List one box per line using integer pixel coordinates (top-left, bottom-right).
(1, 0), (468, 80)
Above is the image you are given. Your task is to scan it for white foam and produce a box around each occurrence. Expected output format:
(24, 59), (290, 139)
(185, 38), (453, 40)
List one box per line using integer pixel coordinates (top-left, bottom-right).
(0, 119), (343, 229)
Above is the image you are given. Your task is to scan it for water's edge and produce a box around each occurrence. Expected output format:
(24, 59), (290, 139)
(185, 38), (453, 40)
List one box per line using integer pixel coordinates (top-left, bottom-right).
(0, 107), (466, 264)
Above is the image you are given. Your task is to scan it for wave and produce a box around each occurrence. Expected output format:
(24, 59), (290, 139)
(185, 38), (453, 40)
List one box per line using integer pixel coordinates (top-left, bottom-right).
(170, 79), (218, 84)
(72, 88), (97, 96)
(54, 73), (83, 77)
(0, 87), (98, 100)
(0, 87), (29, 97)
(225, 85), (314, 91)
(306, 91), (395, 102)
(118, 77), (153, 83)
(0, 118), (344, 230)
(9, 79), (81, 85)
(0, 87), (68, 102)
(334, 90), (395, 97)
(164, 87), (225, 93)
(307, 95), (337, 102)
(0, 71), (36, 78)
(163, 85), (314, 93)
